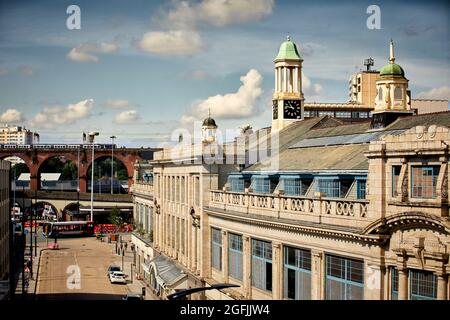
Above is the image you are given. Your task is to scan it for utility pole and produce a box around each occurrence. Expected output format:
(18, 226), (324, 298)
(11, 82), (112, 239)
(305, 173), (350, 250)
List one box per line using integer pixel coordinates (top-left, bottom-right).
(110, 136), (116, 195)
(88, 132), (99, 223)
(34, 190), (37, 257)
(77, 147), (80, 220)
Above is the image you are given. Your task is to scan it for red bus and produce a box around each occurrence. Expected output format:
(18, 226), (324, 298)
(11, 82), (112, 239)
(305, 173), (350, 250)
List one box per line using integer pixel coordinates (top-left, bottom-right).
(43, 221), (94, 238)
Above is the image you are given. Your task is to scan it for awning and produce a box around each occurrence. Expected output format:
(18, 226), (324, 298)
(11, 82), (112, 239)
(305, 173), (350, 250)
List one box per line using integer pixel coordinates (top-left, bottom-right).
(149, 255), (188, 289)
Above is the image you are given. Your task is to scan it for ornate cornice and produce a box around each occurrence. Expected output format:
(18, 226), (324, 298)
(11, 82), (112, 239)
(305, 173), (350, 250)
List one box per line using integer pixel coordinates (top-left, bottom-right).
(205, 207), (388, 245)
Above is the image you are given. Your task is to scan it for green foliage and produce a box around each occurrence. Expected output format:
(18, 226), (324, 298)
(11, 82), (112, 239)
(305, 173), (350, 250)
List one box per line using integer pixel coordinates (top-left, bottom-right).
(87, 158), (128, 180)
(11, 163), (29, 179)
(109, 207), (123, 227)
(39, 157), (77, 180)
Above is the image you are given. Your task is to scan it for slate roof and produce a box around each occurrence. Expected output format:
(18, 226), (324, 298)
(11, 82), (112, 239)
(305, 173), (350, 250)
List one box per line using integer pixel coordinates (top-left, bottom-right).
(245, 111), (450, 173)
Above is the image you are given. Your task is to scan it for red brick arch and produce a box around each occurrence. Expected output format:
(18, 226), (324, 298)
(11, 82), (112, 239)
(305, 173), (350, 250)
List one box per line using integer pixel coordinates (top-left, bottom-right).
(0, 147), (148, 193)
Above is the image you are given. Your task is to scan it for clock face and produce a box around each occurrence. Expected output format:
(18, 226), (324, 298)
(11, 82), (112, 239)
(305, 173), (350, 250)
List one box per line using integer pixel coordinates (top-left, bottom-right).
(272, 101), (278, 120)
(283, 100), (302, 119)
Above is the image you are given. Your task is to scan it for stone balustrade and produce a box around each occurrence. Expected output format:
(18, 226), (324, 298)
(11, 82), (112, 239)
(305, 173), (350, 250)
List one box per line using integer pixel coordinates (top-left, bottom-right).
(209, 190), (369, 229)
(131, 182), (154, 196)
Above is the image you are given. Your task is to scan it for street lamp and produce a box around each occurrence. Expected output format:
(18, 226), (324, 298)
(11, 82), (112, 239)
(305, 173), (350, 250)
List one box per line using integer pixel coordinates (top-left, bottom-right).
(88, 132), (99, 222)
(110, 135), (116, 195)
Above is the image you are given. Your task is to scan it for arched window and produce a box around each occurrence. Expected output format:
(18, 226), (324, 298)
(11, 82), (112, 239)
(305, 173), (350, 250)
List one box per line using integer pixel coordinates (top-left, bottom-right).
(394, 87), (402, 100)
(378, 87), (383, 101)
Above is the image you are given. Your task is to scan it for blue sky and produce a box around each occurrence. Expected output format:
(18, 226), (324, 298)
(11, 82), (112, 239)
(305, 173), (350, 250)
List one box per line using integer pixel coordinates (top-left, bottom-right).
(0, 0), (449, 147)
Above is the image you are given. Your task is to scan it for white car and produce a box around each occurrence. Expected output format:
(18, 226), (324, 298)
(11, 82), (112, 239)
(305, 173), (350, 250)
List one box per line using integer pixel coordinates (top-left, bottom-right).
(109, 271), (127, 284)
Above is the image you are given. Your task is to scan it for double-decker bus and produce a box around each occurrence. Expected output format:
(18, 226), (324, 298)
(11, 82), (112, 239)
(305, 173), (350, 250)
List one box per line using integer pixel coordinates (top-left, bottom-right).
(42, 221), (94, 238)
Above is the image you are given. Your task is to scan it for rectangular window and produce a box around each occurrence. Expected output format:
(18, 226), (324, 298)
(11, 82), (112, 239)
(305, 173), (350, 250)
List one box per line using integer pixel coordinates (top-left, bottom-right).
(410, 270), (437, 300)
(181, 219), (185, 254)
(251, 176), (270, 194)
(335, 111), (351, 118)
(194, 177), (200, 206)
(391, 268), (398, 300)
(279, 176), (301, 196)
(228, 175), (245, 192)
(150, 207), (154, 240)
(181, 177), (185, 203)
(228, 233), (243, 281)
(318, 111), (335, 117)
(211, 228), (222, 271)
(411, 166), (439, 198)
(284, 246), (311, 300)
(317, 178), (340, 197)
(392, 166), (401, 197)
(325, 255), (364, 300)
(252, 239), (272, 292)
(356, 180), (366, 199)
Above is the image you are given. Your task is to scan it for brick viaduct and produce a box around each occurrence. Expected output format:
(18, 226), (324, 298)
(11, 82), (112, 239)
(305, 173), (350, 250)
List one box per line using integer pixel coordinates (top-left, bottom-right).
(0, 147), (157, 193)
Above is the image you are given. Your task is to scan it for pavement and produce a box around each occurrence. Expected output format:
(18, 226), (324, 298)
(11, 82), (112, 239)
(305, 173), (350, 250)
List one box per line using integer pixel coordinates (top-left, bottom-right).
(23, 232), (159, 300)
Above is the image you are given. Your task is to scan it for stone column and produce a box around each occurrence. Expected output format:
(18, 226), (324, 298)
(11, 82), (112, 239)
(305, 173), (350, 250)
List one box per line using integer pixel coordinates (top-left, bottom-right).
(274, 67), (278, 92)
(278, 68), (282, 93)
(283, 67), (287, 92)
(196, 224), (201, 275)
(272, 242), (283, 299)
(242, 235), (252, 299)
(437, 273), (448, 300)
(222, 230), (228, 282)
(398, 268), (408, 300)
(311, 250), (324, 300)
(293, 68), (298, 93)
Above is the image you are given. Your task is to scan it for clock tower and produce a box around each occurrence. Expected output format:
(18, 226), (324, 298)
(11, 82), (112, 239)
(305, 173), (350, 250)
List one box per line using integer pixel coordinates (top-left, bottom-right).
(272, 36), (304, 131)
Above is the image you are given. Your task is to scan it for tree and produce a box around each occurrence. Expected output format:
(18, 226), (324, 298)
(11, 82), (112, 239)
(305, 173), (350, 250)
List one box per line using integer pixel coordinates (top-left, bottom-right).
(109, 207), (123, 232)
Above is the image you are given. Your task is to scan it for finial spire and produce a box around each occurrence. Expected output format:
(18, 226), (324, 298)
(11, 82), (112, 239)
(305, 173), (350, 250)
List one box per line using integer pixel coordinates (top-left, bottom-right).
(208, 107), (211, 118)
(286, 34), (290, 41)
(389, 39), (395, 64)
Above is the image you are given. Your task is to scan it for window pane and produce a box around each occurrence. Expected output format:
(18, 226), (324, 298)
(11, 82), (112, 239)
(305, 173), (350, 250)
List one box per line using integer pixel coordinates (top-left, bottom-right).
(410, 270), (437, 300)
(412, 166), (439, 198)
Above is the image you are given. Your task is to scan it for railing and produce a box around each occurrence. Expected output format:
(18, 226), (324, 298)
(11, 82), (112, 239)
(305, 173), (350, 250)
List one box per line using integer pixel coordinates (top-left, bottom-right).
(131, 182), (154, 195)
(209, 190), (369, 228)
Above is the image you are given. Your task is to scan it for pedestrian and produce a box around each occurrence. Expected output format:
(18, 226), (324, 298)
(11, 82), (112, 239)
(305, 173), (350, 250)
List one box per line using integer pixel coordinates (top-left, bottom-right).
(124, 242), (128, 252)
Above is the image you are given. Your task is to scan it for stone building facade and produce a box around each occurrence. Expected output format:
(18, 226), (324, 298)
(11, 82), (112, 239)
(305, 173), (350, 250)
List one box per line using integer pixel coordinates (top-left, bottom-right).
(131, 37), (449, 300)
(0, 160), (10, 282)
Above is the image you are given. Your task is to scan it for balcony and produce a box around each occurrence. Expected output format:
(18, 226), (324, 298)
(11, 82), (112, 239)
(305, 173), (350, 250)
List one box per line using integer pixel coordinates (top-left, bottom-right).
(131, 182), (154, 197)
(208, 190), (369, 229)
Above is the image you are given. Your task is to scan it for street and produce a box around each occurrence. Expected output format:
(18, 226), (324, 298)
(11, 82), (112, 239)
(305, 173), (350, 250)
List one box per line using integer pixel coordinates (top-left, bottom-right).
(35, 235), (146, 300)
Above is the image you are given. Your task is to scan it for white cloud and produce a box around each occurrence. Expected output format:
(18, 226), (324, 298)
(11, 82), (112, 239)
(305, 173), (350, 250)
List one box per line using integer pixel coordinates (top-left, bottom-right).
(180, 69), (263, 126)
(28, 99), (94, 129)
(140, 0), (273, 57)
(0, 109), (23, 123)
(18, 65), (34, 76)
(103, 99), (130, 109)
(115, 110), (141, 124)
(160, 0), (274, 28)
(415, 86), (450, 100)
(136, 30), (204, 56)
(67, 42), (119, 62)
(198, 0), (274, 27)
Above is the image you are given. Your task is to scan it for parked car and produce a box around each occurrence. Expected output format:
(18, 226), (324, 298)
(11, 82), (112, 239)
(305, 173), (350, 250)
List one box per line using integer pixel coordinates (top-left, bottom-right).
(107, 265), (121, 278)
(122, 293), (143, 301)
(109, 271), (127, 284)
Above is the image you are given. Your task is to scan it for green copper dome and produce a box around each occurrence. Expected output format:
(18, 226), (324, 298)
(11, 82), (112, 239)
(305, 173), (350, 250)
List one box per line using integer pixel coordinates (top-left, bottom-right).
(274, 36), (302, 61)
(380, 63), (405, 77)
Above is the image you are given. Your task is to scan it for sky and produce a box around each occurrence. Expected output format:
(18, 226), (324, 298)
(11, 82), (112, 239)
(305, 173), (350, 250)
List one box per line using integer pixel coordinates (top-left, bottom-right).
(0, 0), (449, 147)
